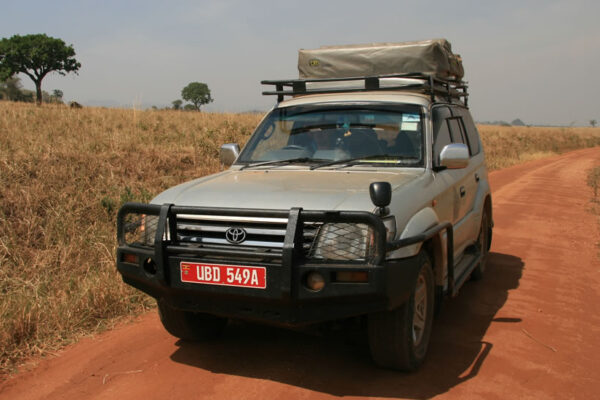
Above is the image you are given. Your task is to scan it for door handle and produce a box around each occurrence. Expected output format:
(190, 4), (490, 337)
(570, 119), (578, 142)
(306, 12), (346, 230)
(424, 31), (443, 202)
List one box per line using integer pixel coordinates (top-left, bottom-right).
(460, 186), (466, 197)
(475, 173), (480, 182)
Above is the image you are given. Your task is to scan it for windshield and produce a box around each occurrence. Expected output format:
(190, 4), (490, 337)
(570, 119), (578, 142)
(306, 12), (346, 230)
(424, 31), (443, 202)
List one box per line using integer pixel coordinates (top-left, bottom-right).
(237, 104), (424, 168)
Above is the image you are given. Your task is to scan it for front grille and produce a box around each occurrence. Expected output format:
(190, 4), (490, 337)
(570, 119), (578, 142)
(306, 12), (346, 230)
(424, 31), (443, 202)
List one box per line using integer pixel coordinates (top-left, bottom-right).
(175, 214), (321, 257)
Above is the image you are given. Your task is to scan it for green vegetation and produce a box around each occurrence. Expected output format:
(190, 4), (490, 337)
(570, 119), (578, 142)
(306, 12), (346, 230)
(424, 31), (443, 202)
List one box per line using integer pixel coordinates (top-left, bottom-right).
(0, 34), (80, 105)
(0, 76), (64, 104)
(181, 82), (213, 111)
(171, 99), (183, 110)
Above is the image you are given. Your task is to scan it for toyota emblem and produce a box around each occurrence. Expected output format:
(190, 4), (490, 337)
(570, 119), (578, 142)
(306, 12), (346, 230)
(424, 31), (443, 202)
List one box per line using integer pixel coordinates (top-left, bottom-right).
(225, 227), (247, 244)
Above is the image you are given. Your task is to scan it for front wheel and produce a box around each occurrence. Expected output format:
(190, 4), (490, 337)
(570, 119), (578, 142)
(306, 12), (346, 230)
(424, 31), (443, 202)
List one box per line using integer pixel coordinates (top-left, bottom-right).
(471, 208), (490, 281)
(157, 299), (227, 341)
(368, 251), (435, 371)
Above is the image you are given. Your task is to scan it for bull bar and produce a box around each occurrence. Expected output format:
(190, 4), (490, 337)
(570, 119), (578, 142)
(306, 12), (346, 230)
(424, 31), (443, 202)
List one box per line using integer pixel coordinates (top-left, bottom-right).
(116, 202), (454, 325)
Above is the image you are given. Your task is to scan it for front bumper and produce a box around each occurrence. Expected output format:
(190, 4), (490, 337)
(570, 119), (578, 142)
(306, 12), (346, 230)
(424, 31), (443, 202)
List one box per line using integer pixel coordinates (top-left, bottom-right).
(116, 203), (451, 326)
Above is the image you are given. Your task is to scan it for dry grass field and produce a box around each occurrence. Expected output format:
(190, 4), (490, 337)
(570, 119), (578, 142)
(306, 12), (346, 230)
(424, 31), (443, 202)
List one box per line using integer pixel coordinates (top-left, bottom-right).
(1, 101), (599, 374)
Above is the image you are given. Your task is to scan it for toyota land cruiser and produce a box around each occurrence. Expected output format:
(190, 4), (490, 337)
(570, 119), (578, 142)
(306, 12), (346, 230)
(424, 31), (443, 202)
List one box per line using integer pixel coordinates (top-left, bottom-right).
(116, 41), (493, 371)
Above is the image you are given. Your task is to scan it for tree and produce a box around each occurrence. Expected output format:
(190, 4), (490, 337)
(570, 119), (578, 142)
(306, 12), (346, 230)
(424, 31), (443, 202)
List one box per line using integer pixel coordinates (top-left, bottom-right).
(181, 82), (213, 111)
(42, 89), (63, 104)
(0, 75), (37, 102)
(591, 119), (597, 128)
(172, 99), (183, 110)
(0, 34), (81, 105)
(52, 89), (63, 102)
(41, 90), (54, 103)
(0, 76), (23, 100)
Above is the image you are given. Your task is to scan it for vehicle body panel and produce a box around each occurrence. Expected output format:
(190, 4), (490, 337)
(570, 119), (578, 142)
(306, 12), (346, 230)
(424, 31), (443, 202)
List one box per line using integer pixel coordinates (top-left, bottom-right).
(152, 168), (422, 212)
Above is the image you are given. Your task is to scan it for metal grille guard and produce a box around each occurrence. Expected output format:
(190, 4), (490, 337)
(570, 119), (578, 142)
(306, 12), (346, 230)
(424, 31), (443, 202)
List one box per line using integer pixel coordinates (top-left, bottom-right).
(117, 202), (455, 292)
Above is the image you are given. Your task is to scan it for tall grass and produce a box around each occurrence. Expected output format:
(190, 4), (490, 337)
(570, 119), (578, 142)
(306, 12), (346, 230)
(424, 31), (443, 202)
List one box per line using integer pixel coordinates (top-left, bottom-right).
(478, 124), (600, 170)
(0, 101), (599, 374)
(588, 166), (600, 202)
(0, 102), (259, 374)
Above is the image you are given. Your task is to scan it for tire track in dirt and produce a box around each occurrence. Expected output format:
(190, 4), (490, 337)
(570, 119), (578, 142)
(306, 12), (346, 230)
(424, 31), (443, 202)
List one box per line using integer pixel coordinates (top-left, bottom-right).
(1, 147), (599, 400)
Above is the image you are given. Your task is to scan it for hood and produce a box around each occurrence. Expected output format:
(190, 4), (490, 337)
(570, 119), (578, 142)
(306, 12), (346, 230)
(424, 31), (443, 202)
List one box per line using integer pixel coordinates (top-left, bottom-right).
(152, 168), (423, 212)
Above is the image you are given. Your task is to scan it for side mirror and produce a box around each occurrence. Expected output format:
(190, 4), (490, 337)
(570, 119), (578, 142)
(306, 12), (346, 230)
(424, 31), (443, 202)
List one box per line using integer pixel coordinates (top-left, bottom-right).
(370, 182), (392, 216)
(438, 143), (469, 170)
(220, 143), (240, 166)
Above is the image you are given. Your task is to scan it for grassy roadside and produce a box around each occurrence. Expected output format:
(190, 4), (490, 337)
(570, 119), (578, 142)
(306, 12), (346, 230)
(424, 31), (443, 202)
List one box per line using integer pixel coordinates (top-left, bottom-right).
(0, 102), (260, 375)
(588, 166), (600, 202)
(587, 166), (600, 258)
(478, 124), (600, 171)
(1, 101), (599, 375)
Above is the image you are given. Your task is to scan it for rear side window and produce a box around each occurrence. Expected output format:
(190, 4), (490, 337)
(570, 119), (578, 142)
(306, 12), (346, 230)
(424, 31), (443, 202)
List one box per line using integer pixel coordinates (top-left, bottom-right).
(447, 117), (468, 147)
(446, 117), (473, 156)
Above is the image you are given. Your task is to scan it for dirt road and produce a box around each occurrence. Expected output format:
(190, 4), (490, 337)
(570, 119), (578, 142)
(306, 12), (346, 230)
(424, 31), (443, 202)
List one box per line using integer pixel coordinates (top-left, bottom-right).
(2, 147), (599, 400)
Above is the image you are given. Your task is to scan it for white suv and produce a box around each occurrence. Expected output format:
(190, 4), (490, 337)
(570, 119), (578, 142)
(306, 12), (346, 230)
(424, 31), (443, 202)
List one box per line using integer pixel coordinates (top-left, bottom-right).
(116, 73), (493, 371)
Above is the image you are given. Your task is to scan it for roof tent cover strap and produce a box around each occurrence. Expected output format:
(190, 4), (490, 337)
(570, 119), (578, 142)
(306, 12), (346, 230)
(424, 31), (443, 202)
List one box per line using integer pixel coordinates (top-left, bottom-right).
(298, 39), (464, 80)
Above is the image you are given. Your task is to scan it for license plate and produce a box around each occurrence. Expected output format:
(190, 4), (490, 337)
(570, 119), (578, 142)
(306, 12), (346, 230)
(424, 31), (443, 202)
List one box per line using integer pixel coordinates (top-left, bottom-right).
(180, 262), (267, 289)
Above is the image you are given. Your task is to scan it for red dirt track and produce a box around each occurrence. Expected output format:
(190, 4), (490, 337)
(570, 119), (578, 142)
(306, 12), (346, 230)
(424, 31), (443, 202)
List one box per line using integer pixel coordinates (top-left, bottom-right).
(2, 147), (599, 400)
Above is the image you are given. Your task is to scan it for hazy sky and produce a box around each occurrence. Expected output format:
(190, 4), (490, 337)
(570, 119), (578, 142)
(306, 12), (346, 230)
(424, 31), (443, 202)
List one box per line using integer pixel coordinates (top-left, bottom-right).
(2, 0), (599, 125)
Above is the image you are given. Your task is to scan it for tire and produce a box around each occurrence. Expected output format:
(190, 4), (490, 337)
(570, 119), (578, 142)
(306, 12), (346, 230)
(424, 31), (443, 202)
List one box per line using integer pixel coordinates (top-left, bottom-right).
(433, 285), (444, 317)
(157, 299), (227, 341)
(368, 251), (435, 371)
(471, 207), (490, 281)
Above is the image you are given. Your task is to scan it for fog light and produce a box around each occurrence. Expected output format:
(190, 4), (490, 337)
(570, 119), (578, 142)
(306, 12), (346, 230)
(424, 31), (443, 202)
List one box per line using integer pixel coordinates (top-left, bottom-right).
(143, 258), (157, 276)
(122, 253), (138, 264)
(305, 272), (325, 291)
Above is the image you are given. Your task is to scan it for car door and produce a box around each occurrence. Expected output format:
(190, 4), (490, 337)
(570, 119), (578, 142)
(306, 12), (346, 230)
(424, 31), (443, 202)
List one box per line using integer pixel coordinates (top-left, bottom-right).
(445, 109), (478, 254)
(432, 105), (478, 265)
(431, 106), (469, 255)
(453, 106), (486, 245)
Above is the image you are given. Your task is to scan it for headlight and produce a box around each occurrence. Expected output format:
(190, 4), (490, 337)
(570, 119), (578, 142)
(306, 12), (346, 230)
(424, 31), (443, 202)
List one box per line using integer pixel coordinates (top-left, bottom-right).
(123, 213), (167, 247)
(140, 214), (159, 246)
(310, 223), (373, 261)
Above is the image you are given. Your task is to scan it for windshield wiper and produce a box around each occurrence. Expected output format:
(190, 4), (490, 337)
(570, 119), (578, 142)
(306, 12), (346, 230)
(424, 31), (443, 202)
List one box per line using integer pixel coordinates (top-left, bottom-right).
(240, 157), (317, 170)
(310, 154), (412, 170)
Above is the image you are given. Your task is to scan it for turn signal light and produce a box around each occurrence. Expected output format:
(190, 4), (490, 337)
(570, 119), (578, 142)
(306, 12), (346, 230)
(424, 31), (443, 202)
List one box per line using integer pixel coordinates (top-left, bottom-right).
(334, 271), (369, 283)
(122, 253), (138, 264)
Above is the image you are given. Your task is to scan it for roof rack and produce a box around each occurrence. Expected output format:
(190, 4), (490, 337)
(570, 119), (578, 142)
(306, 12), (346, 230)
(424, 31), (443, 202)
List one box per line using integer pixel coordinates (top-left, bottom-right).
(262, 72), (468, 107)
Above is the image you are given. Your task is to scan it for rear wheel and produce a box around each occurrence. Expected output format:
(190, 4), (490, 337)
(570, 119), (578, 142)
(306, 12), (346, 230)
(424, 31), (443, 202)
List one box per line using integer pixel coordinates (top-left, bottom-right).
(157, 299), (227, 341)
(368, 251), (434, 371)
(471, 208), (490, 281)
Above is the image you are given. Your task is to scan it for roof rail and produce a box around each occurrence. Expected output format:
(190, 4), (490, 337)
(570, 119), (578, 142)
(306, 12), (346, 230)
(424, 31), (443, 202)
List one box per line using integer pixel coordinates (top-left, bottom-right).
(262, 73), (468, 107)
